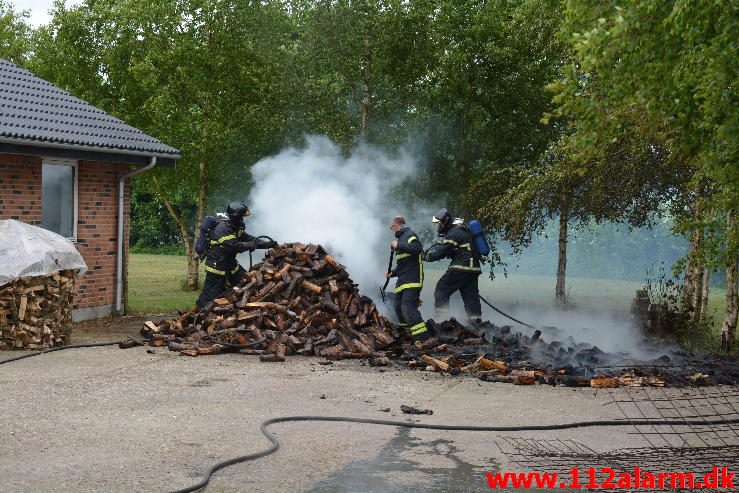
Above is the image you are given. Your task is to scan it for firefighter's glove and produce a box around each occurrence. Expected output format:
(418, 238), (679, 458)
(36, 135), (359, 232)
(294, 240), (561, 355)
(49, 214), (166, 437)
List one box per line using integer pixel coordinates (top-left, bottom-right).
(266, 240), (278, 248)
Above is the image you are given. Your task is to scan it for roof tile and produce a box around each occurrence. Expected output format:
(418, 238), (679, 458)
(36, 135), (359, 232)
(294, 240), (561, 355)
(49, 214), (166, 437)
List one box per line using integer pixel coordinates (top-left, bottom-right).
(0, 59), (180, 158)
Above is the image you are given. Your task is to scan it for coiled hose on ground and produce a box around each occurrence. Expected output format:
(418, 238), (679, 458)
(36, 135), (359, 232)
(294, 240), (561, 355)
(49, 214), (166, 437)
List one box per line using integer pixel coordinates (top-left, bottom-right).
(170, 414), (739, 493)
(2, 343), (738, 492)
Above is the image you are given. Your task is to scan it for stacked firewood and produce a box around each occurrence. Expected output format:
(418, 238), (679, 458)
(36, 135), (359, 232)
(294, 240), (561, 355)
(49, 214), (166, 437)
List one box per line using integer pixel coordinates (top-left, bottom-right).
(143, 243), (396, 361)
(0, 270), (76, 349)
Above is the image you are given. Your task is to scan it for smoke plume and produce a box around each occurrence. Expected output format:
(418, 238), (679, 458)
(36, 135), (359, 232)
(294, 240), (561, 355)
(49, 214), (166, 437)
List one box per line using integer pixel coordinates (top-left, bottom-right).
(246, 135), (420, 294)
(242, 136), (671, 361)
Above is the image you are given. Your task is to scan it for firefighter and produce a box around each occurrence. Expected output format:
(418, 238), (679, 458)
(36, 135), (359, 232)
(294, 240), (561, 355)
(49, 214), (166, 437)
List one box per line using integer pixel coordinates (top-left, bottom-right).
(424, 208), (482, 322)
(386, 216), (430, 340)
(196, 202), (277, 308)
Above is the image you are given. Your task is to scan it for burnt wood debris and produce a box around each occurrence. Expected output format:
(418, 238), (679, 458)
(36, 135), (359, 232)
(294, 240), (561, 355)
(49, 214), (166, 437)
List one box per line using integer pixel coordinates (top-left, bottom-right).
(143, 244), (739, 388)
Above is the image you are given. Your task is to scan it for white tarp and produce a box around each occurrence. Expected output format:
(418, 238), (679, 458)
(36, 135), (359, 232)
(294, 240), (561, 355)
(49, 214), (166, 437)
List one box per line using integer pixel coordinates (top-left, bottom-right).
(0, 219), (87, 286)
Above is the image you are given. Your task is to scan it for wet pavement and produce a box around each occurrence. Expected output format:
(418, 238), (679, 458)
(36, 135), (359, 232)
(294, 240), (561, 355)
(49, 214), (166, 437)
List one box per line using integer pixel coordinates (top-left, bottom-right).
(305, 427), (493, 493)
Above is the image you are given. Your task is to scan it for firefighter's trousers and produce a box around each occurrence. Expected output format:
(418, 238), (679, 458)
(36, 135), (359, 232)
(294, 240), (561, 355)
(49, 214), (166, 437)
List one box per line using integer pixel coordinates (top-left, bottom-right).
(196, 264), (246, 308)
(434, 269), (482, 319)
(393, 287), (427, 337)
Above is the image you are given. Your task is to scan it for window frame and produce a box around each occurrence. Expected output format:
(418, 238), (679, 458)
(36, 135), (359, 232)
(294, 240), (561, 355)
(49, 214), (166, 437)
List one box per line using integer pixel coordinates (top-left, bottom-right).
(41, 158), (79, 242)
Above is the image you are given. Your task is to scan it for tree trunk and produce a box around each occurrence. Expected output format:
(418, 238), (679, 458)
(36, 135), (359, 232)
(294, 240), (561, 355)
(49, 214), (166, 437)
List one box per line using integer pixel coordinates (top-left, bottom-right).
(691, 263), (705, 322)
(723, 257), (738, 351)
(153, 176), (199, 290)
(683, 228), (702, 316)
(700, 267), (710, 317)
(192, 96), (210, 290)
(360, 27), (372, 142)
(555, 205), (569, 306)
(198, 156), (207, 230)
(722, 210), (737, 350)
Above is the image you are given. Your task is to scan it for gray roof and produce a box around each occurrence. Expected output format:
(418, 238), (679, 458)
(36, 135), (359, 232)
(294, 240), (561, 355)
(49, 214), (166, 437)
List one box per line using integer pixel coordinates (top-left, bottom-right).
(0, 58), (180, 160)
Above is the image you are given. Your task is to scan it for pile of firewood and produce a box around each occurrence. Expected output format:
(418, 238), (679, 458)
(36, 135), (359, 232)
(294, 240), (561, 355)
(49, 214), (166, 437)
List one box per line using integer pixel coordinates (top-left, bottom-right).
(0, 270), (76, 349)
(141, 244), (736, 388)
(142, 243), (396, 361)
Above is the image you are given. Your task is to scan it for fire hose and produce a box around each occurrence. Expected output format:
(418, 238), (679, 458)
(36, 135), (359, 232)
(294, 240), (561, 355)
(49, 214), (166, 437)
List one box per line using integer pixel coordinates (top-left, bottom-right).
(477, 294), (537, 330)
(2, 344), (739, 492)
(248, 235), (276, 269)
(423, 243), (537, 330)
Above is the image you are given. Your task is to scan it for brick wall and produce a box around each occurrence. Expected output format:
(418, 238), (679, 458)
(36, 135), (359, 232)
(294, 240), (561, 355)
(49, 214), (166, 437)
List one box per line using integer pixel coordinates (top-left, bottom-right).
(0, 153), (132, 313)
(0, 154), (42, 224)
(75, 160), (131, 310)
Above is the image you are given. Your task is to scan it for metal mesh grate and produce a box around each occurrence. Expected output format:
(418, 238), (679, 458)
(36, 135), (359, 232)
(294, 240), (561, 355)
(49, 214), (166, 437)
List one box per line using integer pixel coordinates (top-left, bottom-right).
(497, 367), (739, 492)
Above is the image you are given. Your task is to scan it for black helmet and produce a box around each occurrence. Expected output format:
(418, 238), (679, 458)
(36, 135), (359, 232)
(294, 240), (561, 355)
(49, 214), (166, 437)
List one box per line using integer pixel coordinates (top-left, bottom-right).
(226, 201), (250, 224)
(432, 207), (453, 235)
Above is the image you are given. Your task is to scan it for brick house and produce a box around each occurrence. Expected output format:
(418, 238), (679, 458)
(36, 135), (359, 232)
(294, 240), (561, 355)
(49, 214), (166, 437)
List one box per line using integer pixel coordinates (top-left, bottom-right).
(0, 59), (180, 320)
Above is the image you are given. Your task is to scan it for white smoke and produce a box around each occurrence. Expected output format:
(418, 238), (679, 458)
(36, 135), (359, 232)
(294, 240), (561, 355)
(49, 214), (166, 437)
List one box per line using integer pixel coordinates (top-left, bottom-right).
(239, 136), (674, 361)
(245, 135), (420, 294)
(489, 307), (659, 357)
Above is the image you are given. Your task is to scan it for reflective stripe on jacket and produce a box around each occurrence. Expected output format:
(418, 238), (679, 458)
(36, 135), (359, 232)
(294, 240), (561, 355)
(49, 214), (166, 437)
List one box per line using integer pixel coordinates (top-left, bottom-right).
(204, 219), (268, 275)
(426, 225), (481, 273)
(392, 225), (424, 293)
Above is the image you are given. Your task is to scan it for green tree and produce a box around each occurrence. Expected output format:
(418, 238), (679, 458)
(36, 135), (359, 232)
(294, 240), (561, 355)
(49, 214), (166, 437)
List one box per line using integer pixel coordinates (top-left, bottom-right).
(482, 122), (687, 306)
(33, 0), (295, 291)
(288, 0), (436, 148)
(549, 1), (737, 341)
(0, 0), (32, 63)
(411, 0), (564, 216)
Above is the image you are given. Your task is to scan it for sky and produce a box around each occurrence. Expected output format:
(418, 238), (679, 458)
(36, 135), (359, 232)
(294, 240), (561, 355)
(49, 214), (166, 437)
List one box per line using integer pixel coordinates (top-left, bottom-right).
(21, 0), (64, 28)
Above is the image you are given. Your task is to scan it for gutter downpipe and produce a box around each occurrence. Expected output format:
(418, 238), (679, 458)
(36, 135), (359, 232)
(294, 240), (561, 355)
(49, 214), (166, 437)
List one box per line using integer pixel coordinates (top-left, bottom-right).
(116, 156), (157, 313)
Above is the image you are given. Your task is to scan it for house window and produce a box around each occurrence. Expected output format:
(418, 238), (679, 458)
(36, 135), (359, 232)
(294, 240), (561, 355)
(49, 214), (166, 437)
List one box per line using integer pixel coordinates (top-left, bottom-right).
(41, 159), (78, 240)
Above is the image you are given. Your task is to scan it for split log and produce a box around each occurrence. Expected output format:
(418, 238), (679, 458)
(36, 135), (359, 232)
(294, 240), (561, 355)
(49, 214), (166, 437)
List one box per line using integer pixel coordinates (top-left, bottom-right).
(590, 376), (619, 388)
(513, 372), (536, 385)
(478, 357), (507, 372)
(414, 338), (439, 351)
(301, 280), (322, 294)
(260, 352), (286, 362)
(324, 255), (341, 268)
(370, 356), (390, 366)
(559, 375), (592, 387)
(421, 354), (450, 372)
(479, 374), (516, 383)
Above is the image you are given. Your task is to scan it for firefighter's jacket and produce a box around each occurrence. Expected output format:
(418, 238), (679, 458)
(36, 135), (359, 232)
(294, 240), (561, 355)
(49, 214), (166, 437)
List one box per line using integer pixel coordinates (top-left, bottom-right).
(391, 225), (424, 293)
(203, 219), (269, 276)
(426, 225), (481, 273)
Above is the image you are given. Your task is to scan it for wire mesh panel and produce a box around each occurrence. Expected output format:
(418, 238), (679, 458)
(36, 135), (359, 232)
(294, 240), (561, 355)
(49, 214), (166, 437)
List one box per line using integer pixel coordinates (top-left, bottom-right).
(497, 367), (739, 493)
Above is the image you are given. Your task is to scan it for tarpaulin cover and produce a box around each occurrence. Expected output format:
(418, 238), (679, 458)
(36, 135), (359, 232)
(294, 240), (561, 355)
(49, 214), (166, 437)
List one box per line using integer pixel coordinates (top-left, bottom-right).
(0, 219), (87, 286)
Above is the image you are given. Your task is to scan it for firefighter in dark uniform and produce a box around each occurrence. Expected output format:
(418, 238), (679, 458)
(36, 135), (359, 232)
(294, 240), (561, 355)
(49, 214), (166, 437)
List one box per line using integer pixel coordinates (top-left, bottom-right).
(424, 208), (482, 321)
(386, 216), (430, 340)
(196, 202), (277, 308)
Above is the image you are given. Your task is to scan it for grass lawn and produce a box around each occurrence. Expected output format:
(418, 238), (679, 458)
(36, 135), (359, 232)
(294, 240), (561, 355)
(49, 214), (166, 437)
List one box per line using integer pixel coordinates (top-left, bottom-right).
(432, 270), (726, 317)
(424, 267), (726, 338)
(127, 255), (727, 334)
(127, 254), (204, 313)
